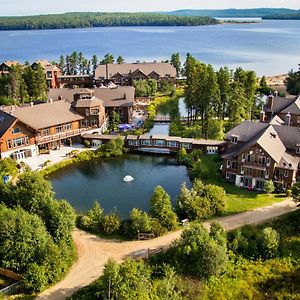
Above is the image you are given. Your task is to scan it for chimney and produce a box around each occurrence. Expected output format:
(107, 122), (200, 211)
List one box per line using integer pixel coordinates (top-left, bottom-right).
(106, 63), (108, 81)
(30, 102), (34, 107)
(49, 98), (53, 103)
(267, 95), (274, 110)
(260, 110), (265, 122)
(285, 112), (291, 126)
(274, 90), (278, 97)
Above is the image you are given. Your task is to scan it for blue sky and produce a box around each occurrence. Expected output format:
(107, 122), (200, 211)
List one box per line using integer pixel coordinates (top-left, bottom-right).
(1, 0), (299, 16)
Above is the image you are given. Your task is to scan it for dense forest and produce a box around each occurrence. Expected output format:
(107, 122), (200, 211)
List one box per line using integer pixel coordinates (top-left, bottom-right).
(165, 8), (298, 18)
(0, 13), (218, 31)
(263, 11), (300, 20)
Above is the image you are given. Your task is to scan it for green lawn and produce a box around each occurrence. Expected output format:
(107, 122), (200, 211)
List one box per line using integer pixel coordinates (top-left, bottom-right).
(199, 155), (287, 214)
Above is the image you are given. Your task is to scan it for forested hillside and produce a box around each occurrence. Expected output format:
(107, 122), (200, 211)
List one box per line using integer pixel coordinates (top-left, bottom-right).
(165, 8), (297, 18)
(0, 13), (218, 30)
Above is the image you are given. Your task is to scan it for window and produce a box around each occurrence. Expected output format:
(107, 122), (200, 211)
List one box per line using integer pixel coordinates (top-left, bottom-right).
(296, 147), (300, 154)
(231, 161), (237, 169)
(242, 153), (246, 161)
(128, 140), (140, 146)
(207, 146), (218, 154)
(47, 71), (52, 78)
(297, 116), (300, 124)
(231, 136), (238, 144)
(91, 108), (99, 115)
(90, 119), (98, 126)
(64, 123), (72, 131)
(42, 128), (50, 136)
(258, 156), (266, 165)
(12, 127), (20, 134)
(12, 137), (28, 148)
(55, 125), (63, 134)
(241, 166), (245, 174)
(141, 140), (151, 146)
(284, 170), (288, 178)
(154, 140), (165, 147)
(81, 119), (89, 127)
(180, 143), (191, 149)
(266, 158), (271, 166)
(7, 139), (12, 149)
(227, 160), (231, 168)
(166, 141), (179, 148)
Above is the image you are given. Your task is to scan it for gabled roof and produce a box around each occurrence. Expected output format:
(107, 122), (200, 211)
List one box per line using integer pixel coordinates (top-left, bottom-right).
(3, 101), (84, 130)
(225, 120), (269, 142)
(130, 68), (149, 78)
(278, 153), (300, 170)
(48, 87), (135, 108)
(269, 115), (285, 125)
(0, 110), (17, 139)
(264, 96), (296, 113)
(272, 125), (300, 150)
(95, 62), (176, 79)
(33, 60), (51, 68)
(1, 61), (18, 68)
(281, 96), (300, 115)
(256, 125), (286, 163)
(72, 96), (104, 108)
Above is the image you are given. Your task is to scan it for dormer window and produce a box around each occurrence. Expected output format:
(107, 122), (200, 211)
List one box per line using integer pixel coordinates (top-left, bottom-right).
(12, 128), (20, 134)
(231, 135), (238, 144)
(297, 145), (300, 154)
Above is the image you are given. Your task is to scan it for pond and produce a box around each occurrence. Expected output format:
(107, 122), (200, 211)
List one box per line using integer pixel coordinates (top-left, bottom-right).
(149, 97), (188, 135)
(49, 154), (191, 218)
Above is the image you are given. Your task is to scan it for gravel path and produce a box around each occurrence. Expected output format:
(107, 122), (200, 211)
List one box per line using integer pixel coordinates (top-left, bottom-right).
(36, 199), (298, 300)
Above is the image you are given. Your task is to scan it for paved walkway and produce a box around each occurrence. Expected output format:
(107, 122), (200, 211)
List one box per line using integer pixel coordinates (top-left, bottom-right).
(21, 144), (96, 171)
(36, 199), (298, 300)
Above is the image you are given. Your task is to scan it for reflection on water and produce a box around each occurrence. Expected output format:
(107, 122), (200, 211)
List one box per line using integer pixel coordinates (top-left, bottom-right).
(50, 154), (191, 218)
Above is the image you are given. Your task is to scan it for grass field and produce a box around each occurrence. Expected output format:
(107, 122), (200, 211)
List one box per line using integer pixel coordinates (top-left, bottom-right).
(200, 155), (287, 214)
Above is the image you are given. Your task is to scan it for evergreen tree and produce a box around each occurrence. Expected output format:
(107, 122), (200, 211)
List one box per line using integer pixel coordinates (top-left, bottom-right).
(217, 66), (231, 119)
(170, 52), (181, 76)
(59, 55), (65, 74)
(116, 55), (124, 64)
(91, 54), (98, 71)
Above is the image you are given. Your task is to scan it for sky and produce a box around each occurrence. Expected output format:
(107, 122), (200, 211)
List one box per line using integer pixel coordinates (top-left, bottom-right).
(1, 0), (299, 16)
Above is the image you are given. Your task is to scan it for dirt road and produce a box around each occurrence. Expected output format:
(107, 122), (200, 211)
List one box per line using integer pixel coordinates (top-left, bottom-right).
(36, 199), (298, 300)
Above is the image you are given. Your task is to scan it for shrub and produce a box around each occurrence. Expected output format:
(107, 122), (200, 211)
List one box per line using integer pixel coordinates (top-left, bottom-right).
(150, 186), (178, 231)
(101, 213), (121, 234)
(130, 208), (152, 235)
(291, 182), (300, 202)
(260, 227), (280, 259)
(150, 218), (168, 237)
(77, 215), (93, 230)
(264, 180), (275, 194)
(84, 140), (91, 148)
(22, 263), (48, 292)
(0, 157), (19, 178)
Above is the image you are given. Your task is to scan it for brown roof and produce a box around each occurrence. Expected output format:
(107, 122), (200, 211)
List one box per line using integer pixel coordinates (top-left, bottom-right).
(48, 87), (135, 108)
(278, 153), (300, 170)
(0, 110), (17, 139)
(72, 96), (104, 108)
(269, 115), (285, 125)
(44, 64), (60, 72)
(33, 60), (51, 68)
(95, 62), (176, 79)
(3, 101), (84, 130)
(2, 61), (19, 68)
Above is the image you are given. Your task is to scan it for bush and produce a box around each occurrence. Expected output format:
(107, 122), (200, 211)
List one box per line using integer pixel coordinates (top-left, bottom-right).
(0, 157), (19, 178)
(264, 180), (275, 194)
(150, 218), (168, 237)
(150, 186), (178, 231)
(261, 227), (280, 259)
(130, 208), (152, 235)
(189, 159), (209, 180)
(22, 263), (48, 292)
(84, 140), (91, 148)
(101, 213), (121, 234)
(291, 182), (300, 202)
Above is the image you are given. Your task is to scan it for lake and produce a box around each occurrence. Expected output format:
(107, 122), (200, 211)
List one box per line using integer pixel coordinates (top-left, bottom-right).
(0, 20), (299, 75)
(49, 154), (191, 218)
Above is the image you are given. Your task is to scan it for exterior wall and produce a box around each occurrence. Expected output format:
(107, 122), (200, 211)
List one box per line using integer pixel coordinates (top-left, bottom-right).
(58, 76), (93, 88)
(106, 107), (132, 124)
(0, 122), (36, 159)
(278, 113), (300, 127)
(46, 68), (61, 89)
(222, 142), (297, 190)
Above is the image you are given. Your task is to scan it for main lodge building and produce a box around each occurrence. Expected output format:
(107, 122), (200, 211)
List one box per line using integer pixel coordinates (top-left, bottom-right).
(0, 89), (107, 160)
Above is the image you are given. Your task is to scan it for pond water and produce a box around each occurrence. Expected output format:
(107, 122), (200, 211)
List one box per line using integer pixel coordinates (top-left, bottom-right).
(49, 154), (191, 218)
(149, 97), (188, 135)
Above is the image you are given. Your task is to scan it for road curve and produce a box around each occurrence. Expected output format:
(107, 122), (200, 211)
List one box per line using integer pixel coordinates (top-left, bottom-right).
(36, 199), (298, 300)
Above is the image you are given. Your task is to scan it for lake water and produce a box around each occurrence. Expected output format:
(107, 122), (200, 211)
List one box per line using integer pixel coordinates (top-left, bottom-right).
(49, 154), (191, 218)
(0, 20), (299, 75)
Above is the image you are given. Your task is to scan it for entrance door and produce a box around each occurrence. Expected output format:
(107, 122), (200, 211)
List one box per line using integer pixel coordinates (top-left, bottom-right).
(16, 151), (26, 160)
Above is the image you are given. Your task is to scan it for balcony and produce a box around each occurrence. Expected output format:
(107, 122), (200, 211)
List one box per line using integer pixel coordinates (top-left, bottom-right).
(36, 128), (94, 145)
